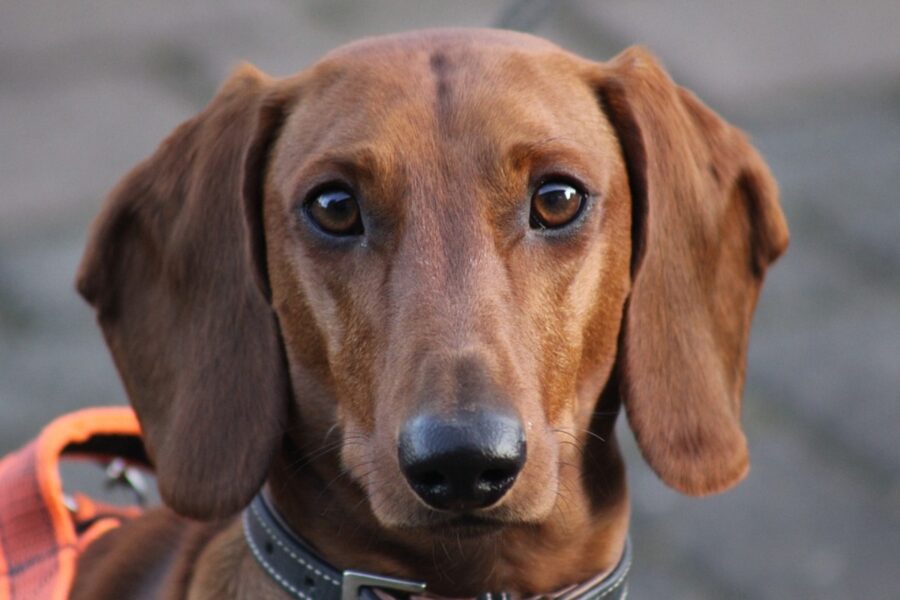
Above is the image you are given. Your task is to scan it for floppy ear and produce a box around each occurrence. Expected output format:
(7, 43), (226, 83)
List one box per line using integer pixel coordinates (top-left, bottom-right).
(593, 47), (789, 495)
(77, 65), (293, 518)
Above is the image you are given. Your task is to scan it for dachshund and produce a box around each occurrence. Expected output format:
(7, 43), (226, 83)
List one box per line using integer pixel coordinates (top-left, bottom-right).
(71, 28), (788, 599)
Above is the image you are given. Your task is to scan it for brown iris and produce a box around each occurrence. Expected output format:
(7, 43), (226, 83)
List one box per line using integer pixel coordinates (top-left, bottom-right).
(305, 188), (363, 236)
(529, 181), (587, 229)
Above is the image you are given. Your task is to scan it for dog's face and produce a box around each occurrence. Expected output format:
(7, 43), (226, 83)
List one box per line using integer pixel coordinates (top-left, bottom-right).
(78, 29), (787, 544)
(265, 34), (632, 530)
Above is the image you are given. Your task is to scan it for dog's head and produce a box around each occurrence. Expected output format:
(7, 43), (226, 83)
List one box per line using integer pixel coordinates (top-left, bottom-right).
(78, 30), (787, 535)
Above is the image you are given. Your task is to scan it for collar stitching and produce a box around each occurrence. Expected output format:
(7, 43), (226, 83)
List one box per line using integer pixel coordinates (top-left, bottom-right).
(242, 510), (314, 600)
(594, 555), (630, 599)
(250, 500), (341, 587)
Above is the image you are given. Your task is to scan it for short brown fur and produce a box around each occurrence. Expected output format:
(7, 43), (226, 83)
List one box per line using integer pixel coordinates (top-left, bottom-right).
(72, 29), (787, 599)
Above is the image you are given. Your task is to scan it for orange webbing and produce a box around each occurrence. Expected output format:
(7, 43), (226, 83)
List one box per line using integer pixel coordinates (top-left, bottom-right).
(0, 407), (143, 600)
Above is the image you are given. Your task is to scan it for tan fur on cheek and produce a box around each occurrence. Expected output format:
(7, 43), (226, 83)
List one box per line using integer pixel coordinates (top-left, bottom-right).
(573, 174), (633, 408)
(274, 236), (389, 430)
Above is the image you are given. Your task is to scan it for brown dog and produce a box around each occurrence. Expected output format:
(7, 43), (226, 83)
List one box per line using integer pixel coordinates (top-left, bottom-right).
(71, 28), (787, 599)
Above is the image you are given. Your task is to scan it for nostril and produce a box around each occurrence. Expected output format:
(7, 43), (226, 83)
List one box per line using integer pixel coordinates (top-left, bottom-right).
(480, 468), (515, 486)
(413, 470), (446, 489)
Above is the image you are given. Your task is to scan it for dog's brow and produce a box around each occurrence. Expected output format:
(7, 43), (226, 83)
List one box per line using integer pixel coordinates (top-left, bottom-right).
(289, 147), (384, 193)
(505, 139), (595, 181)
(507, 138), (589, 164)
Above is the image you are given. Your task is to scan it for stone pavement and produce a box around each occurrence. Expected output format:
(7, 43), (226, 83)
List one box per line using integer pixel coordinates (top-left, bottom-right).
(2, 2), (898, 598)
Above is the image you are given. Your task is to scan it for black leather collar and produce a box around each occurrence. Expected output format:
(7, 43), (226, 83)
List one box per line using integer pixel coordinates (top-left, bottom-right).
(243, 493), (631, 600)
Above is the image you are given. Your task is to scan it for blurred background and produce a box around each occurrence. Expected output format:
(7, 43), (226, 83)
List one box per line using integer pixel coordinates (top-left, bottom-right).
(2, 1), (899, 598)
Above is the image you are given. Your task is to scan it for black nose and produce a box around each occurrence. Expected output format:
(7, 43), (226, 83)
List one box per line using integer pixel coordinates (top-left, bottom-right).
(398, 409), (526, 511)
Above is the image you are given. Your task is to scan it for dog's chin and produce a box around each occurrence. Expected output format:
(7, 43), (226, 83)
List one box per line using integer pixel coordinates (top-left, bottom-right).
(370, 500), (544, 541)
(410, 513), (513, 539)
(392, 518), (507, 542)
(364, 478), (560, 541)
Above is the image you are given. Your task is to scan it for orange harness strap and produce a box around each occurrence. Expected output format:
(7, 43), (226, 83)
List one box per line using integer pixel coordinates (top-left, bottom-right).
(0, 407), (145, 600)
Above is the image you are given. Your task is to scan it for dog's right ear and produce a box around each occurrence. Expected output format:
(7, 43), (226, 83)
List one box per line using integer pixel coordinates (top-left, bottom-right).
(589, 47), (788, 497)
(77, 65), (296, 518)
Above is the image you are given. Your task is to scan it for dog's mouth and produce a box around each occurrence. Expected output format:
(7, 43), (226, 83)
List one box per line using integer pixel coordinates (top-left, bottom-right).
(405, 512), (513, 539)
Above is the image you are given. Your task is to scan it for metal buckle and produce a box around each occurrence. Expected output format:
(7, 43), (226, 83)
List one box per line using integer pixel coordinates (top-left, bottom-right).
(342, 570), (426, 600)
(105, 457), (148, 505)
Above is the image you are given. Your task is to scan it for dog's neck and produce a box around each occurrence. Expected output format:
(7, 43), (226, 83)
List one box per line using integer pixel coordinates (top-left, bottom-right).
(265, 432), (630, 598)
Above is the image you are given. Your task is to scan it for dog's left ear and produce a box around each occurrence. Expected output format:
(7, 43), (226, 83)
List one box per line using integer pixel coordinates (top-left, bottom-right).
(77, 65), (295, 518)
(589, 47), (789, 495)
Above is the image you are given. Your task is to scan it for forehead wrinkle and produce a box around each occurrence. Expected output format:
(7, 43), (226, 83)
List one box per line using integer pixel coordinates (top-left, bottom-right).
(426, 46), (502, 139)
(429, 49), (456, 135)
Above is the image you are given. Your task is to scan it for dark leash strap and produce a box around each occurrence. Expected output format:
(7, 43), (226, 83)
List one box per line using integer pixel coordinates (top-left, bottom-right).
(243, 493), (631, 600)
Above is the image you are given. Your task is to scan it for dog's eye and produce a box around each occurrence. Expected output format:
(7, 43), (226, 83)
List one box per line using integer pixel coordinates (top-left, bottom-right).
(305, 188), (363, 236)
(530, 181), (587, 229)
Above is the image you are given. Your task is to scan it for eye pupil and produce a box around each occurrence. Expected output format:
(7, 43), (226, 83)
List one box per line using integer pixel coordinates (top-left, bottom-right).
(530, 181), (586, 229)
(305, 188), (363, 236)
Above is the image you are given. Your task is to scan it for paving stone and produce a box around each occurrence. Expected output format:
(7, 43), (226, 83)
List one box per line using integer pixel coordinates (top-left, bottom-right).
(625, 386), (900, 600)
(756, 100), (900, 272)
(570, 0), (900, 110)
(745, 99), (900, 479)
(0, 234), (124, 452)
(0, 77), (196, 241)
